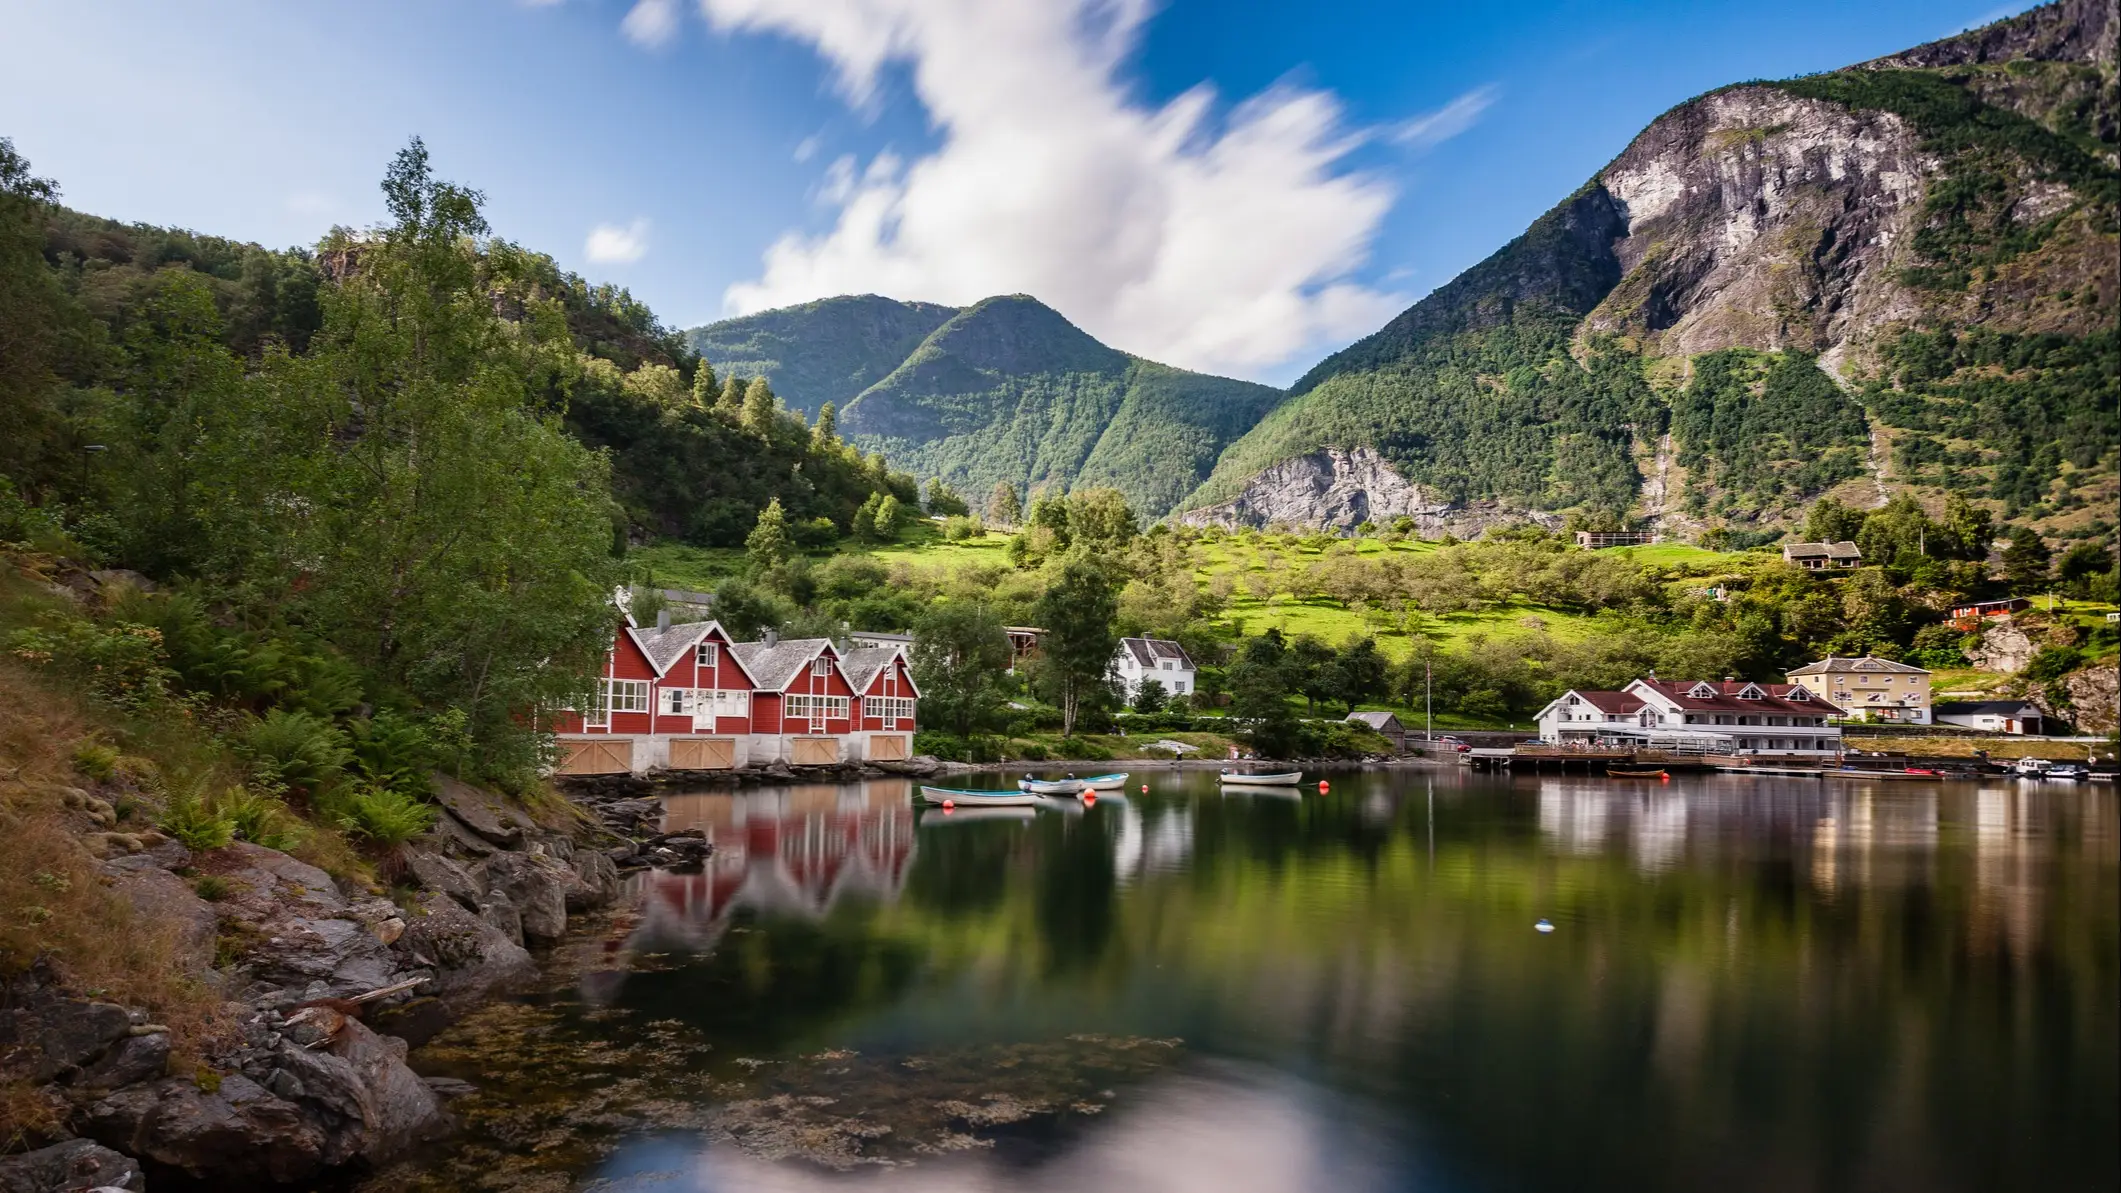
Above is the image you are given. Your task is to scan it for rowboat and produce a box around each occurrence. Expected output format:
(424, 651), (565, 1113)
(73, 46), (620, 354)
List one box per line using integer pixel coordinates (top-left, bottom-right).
(1606, 767), (1668, 779)
(1017, 776), (1088, 796)
(1081, 773), (1129, 791)
(918, 786), (1043, 807)
(1220, 770), (1302, 786)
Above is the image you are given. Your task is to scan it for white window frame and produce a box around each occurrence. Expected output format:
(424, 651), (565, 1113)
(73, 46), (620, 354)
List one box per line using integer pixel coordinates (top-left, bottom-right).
(696, 641), (718, 668)
(604, 679), (651, 716)
(864, 696), (915, 725)
(811, 657), (833, 678)
(662, 686), (694, 716)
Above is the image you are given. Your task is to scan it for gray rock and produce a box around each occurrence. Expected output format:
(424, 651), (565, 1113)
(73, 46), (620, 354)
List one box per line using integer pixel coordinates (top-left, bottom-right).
(431, 775), (528, 846)
(0, 998), (131, 1083)
(100, 864), (217, 971)
(403, 847), (482, 911)
(478, 888), (524, 946)
(567, 847), (621, 912)
(250, 914), (400, 996)
(394, 893), (535, 1011)
(85, 1074), (328, 1186)
(477, 851), (571, 943)
(421, 1076), (478, 1099)
(72, 1031), (172, 1092)
(223, 842), (345, 908)
(0, 1138), (145, 1193)
(267, 1020), (446, 1166)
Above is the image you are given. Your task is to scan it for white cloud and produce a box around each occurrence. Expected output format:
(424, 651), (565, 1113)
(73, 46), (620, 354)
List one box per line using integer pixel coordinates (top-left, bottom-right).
(793, 133), (823, 163)
(1391, 84), (1497, 150)
(622, 0), (681, 47)
(692, 0), (1403, 380)
(585, 218), (651, 264)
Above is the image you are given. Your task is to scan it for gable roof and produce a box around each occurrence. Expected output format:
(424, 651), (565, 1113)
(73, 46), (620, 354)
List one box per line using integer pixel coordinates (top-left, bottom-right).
(839, 646), (923, 699)
(1346, 710), (1402, 730)
(1783, 541), (1862, 560)
(1536, 689), (1647, 719)
(1632, 679), (1842, 716)
(625, 620), (758, 685)
(1786, 655), (1930, 676)
(1935, 700), (2043, 716)
(729, 637), (840, 692)
(1119, 637), (1195, 670)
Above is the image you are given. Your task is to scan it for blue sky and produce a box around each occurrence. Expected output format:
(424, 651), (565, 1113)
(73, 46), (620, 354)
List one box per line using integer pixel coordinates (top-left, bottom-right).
(3, 0), (2035, 383)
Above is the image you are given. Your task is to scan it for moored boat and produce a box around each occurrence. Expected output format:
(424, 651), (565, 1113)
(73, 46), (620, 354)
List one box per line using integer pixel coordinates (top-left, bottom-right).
(1606, 767), (1668, 779)
(1220, 770), (1302, 786)
(918, 786), (1044, 807)
(1081, 773), (1129, 791)
(1017, 776), (1088, 795)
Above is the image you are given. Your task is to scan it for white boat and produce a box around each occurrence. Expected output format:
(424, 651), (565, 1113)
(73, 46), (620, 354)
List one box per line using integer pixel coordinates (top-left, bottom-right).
(2012, 757), (2052, 777)
(1081, 773), (1129, 791)
(918, 786), (1043, 807)
(1018, 776), (1089, 795)
(1220, 770), (1303, 786)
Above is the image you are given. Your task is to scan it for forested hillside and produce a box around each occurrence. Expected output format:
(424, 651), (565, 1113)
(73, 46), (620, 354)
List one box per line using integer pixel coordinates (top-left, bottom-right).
(690, 294), (1287, 517)
(1185, 0), (2118, 542)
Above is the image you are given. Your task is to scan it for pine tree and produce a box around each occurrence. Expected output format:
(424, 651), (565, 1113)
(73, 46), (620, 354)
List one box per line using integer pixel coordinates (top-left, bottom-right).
(987, 482), (1022, 528)
(2001, 527), (2051, 591)
(924, 477), (968, 516)
(746, 497), (792, 570)
(717, 376), (745, 417)
(812, 400), (838, 448)
(690, 362), (718, 408)
(742, 377), (778, 436)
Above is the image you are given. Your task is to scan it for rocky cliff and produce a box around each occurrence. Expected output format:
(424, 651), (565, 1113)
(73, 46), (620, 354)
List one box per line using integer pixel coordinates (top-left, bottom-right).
(1185, 0), (2117, 533)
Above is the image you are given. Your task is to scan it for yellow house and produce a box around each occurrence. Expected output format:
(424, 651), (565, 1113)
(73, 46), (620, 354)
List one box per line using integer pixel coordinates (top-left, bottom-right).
(1785, 656), (1933, 725)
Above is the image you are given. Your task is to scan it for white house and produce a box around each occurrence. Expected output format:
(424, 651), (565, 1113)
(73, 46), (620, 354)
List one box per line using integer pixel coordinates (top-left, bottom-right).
(1114, 637), (1195, 700)
(1535, 678), (1844, 756)
(1934, 700), (2045, 735)
(1786, 656), (1932, 725)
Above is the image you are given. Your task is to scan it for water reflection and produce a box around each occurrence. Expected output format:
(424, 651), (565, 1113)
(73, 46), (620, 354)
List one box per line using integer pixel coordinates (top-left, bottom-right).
(379, 770), (2118, 1193)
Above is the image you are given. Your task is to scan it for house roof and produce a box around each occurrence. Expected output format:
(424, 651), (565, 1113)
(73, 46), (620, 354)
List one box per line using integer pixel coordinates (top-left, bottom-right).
(625, 620), (759, 685)
(1632, 678), (1842, 716)
(839, 646), (922, 698)
(1935, 700), (2043, 716)
(1783, 541), (1862, 559)
(1786, 655), (1930, 676)
(1346, 711), (1402, 730)
(729, 638), (838, 691)
(1573, 690), (1647, 714)
(1119, 637), (1194, 670)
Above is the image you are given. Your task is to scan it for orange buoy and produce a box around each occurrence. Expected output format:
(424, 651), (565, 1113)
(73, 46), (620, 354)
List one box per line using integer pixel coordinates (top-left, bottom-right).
(942, 799), (955, 811)
(1318, 780), (1330, 793)
(1140, 784), (1148, 793)
(1083, 793), (1097, 807)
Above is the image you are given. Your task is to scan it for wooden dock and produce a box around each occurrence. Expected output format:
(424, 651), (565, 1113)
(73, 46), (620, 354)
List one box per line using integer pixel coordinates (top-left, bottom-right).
(1465, 745), (1852, 776)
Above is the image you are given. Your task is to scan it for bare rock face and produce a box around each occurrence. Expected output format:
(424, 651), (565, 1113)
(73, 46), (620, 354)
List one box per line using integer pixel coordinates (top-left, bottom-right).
(84, 1075), (328, 1186)
(2064, 663), (2119, 734)
(1589, 86), (1928, 367)
(1180, 446), (1564, 535)
(0, 1138), (145, 1193)
(1964, 619), (2041, 674)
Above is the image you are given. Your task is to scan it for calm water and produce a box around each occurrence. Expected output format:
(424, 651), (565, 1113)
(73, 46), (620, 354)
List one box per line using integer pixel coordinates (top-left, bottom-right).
(372, 769), (2119, 1193)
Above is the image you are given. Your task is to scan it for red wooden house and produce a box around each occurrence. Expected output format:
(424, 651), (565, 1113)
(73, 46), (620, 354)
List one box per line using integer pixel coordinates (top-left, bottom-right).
(844, 645), (921, 761)
(553, 618), (761, 774)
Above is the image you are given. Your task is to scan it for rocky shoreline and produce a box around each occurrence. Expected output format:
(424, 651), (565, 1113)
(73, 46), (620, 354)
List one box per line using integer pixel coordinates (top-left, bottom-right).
(0, 775), (712, 1193)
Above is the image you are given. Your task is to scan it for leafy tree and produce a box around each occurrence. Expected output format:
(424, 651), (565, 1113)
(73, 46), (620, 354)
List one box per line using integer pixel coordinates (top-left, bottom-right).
(1066, 487), (1137, 546)
(1940, 493), (1993, 560)
(851, 491), (884, 542)
(742, 376), (778, 436)
(1027, 488), (1070, 546)
(2000, 527), (2051, 591)
(987, 482), (1022, 528)
(1131, 677), (1167, 714)
(811, 400), (838, 448)
(690, 361), (718, 408)
(924, 477), (969, 517)
(0, 138), (77, 493)
(873, 493), (904, 540)
(1033, 559), (1119, 737)
(717, 375), (745, 417)
(2056, 540), (2114, 597)
(1804, 496), (1867, 544)
(746, 497), (793, 571)
(910, 602), (1012, 738)
(1227, 630), (1305, 755)
(1335, 637), (1390, 708)
(1284, 634), (1339, 713)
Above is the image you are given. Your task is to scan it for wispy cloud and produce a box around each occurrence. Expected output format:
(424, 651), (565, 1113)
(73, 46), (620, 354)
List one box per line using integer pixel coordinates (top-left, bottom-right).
(689, 0), (1402, 380)
(793, 133), (823, 163)
(622, 0), (681, 47)
(1391, 84), (1497, 151)
(585, 218), (650, 264)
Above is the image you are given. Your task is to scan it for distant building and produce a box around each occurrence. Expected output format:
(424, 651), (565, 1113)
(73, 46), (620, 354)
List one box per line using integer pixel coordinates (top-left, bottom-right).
(1783, 541), (1863, 570)
(619, 585), (718, 621)
(1949, 597), (2031, 629)
(1935, 700), (2045, 735)
(848, 630), (914, 651)
(1786, 656), (1932, 725)
(1345, 710), (1408, 753)
(1003, 626), (1045, 672)
(1535, 678), (1843, 755)
(1574, 530), (1657, 549)
(1114, 637), (1196, 699)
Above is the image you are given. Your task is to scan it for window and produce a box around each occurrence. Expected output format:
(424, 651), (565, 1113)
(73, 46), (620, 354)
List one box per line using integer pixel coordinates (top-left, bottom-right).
(604, 679), (651, 715)
(787, 695), (850, 721)
(710, 689), (749, 718)
(662, 687), (694, 715)
(695, 642), (718, 668)
(865, 696), (915, 723)
(811, 658), (832, 678)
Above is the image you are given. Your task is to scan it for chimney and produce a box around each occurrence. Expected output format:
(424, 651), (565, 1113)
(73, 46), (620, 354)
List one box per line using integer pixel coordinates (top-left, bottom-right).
(764, 628), (779, 648)
(656, 609), (671, 632)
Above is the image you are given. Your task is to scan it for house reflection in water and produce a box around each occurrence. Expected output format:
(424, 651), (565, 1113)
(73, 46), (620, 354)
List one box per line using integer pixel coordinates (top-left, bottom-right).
(582, 783), (918, 1001)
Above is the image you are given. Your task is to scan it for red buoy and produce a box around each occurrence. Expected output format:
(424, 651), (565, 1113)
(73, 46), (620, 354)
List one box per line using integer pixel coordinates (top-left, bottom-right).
(1140, 784), (1148, 793)
(1083, 793), (1097, 807)
(1318, 780), (1330, 793)
(942, 799), (955, 811)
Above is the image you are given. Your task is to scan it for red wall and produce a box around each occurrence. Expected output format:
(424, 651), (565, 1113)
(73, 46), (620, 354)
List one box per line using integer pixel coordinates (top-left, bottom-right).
(649, 626), (756, 735)
(780, 650), (855, 735)
(858, 656), (918, 732)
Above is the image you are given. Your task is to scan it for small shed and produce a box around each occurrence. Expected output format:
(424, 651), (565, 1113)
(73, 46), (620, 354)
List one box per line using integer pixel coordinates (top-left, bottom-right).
(1783, 541), (1863, 570)
(1346, 710), (1408, 753)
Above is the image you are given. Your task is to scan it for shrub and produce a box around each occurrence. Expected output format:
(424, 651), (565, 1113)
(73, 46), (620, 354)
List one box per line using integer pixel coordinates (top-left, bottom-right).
(7, 616), (180, 712)
(942, 515), (984, 542)
(72, 742), (120, 782)
(218, 787), (304, 852)
(192, 875), (232, 902)
(327, 785), (438, 847)
(158, 784), (236, 851)
(1013, 740), (1049, 761)
(236, 709), (350, 798)
(346, 711), (437, 796)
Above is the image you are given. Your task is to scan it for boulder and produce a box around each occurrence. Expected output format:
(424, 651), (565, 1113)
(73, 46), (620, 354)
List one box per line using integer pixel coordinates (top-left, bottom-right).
(71, 1031), (172, 1093)
(0, 997), (131, 1084)
(431, 776), (529, 847)
(567, 847), (622, 912)
(393, 893), (534, 1010)
(0, 1138), (145, 1193)
(1965, 619), (2039, 674)
(477, 851), (572, 943)
(248, 914), (401, 997)
(85, 1075), (329, 1186)
(101, 864), (217, 971)
(403, 843), (490, 908)
(261, 1020), (445, 1166)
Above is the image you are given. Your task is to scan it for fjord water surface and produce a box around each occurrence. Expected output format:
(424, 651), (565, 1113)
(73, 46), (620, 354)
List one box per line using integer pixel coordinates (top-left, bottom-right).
(382, 770), (2118, 1193)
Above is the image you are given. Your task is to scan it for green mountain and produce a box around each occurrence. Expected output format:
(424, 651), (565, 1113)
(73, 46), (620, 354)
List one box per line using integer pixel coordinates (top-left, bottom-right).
(689, 294), (1286, 516)
(1184, 0), (2117, 542)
